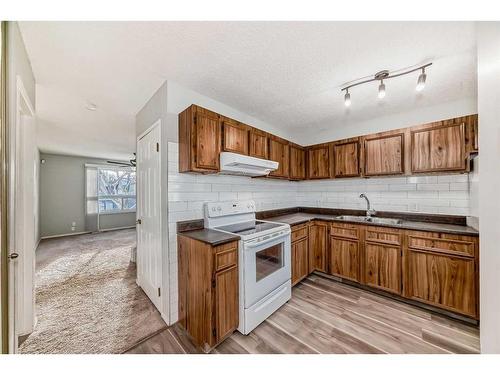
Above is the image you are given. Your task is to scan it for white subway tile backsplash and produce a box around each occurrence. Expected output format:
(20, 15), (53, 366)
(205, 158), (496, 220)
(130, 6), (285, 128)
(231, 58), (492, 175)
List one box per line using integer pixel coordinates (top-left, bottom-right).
(165, 142), (472, 323)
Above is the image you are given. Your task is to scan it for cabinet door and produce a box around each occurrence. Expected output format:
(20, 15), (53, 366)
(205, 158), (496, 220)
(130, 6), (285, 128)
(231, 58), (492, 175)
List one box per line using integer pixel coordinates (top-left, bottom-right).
(329, 237), (360, 282)
(404, 250), (476, 317)
(292, 237), (309, 286)
(222, 118), (249, 155)
(269, 138), (289, 178)
(195, 109), (221, 170)
(333, 140), (360, 177)
(364, 133), (404, 176)
(249, 129), (268, 159)
(289, 145), (306, 180)
(411, 123), (466, 173)
(307, 145), (330, 179)
(214, 265), (239, 342)
(365, 243), (401, 295)
(308, 222), (327, 273)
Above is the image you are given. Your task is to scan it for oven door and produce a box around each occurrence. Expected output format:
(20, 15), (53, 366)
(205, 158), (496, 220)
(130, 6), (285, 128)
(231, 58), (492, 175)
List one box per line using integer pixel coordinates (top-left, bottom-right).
(243, 230), (291, 308)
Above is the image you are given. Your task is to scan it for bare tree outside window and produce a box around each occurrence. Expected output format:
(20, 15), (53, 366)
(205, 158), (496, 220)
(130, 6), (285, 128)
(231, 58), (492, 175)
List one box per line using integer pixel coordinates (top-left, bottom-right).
(98, 168), (136, 213)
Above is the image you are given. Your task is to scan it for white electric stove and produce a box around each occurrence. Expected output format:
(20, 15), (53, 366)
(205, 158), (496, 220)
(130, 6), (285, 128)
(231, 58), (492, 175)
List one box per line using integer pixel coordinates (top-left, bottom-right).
(205, 200), (291, 334)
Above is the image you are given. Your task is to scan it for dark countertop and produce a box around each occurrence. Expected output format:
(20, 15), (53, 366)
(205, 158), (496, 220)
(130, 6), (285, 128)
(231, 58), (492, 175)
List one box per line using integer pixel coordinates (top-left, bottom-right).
(178, 228), (240, 246)
(267, 213), (479, 236)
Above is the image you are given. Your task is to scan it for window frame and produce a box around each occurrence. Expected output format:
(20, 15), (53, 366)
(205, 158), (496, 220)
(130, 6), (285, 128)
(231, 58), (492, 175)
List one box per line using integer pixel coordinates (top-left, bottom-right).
(96, 166), (136, 215)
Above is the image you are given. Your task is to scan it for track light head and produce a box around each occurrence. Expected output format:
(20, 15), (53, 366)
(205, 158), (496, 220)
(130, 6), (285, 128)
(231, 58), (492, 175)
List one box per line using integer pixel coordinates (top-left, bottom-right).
(344, 90), (351, 107)
(416, 68), (427, 92)
(378, 80), (386, 99)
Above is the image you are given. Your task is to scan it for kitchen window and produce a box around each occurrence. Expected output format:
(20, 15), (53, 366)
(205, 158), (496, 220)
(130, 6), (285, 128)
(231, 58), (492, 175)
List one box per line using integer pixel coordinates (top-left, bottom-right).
(97, 168), (136, 214)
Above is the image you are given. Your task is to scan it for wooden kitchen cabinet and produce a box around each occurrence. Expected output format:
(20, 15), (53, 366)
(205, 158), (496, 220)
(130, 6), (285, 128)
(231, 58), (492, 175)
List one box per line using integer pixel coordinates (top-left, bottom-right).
(268, 136), (289, 178)
(411, 121), (466, 173)
(403, 230), (478, 318)
(249, 128), (269, 159)
(307, 144), (331, 179)
(179, 105), (222, 173)
(308, 221), (328, 273)
(178, 236), (239, 352)
(329, 223), (361, 282)
(292, 237), (309, 286)
(289, 143), (306, 180)
(222, 117), (249, 155)
(333, 139), (361, 178)
(363, 132), (405, 176)
(364, 226), (403, 295)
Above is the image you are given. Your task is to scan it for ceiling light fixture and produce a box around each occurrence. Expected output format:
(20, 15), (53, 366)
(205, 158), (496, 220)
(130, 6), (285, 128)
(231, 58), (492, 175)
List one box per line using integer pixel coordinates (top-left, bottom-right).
(85, 102), (97, 111)
(416, 68), (427, 92)
(340, 62), (432, 106)
(378, 80), (386, 99)
(344, 89), (351, 107)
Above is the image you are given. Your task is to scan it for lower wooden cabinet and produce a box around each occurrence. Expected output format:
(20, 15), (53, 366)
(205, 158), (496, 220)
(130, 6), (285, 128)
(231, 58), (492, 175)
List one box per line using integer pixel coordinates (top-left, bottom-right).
(403, 231), (478, 318)
(364, 242), (401, 295)
(329, 236), (361, 282)
(308, 221), (328, 273)
(291, 223), (309, 286)
(178, 236), (239, 352)
(292, 237), (309, 286)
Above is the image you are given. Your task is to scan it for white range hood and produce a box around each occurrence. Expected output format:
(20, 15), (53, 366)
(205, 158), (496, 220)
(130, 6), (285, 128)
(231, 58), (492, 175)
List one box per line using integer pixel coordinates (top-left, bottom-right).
(219, 152), (278, 177)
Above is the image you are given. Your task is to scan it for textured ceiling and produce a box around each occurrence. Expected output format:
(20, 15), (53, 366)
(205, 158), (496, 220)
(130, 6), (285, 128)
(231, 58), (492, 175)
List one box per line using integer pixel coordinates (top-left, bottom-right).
(19, 21), (477, 159)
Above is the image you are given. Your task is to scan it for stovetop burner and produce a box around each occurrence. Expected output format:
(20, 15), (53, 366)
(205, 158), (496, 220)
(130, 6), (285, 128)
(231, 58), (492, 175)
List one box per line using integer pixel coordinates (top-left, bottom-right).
(216, 220), (283, 236)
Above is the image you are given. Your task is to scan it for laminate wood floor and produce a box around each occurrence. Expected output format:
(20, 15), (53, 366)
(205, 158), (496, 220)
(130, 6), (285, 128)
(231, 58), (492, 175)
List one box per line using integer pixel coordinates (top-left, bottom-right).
(126, 274), (480, 354)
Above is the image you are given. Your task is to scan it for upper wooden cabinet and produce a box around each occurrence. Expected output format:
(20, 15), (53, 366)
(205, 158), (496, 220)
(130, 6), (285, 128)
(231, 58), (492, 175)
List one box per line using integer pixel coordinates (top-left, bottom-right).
(179, 105), (221, 173)
(363, 132), (405, 176)
(333, 139), (361, 178)
(178, 104), (478, 179)
(249, 128), (269, 159)
(221, 117), (249, 155)
(307, 144), (331, 179)
(289, 143), (306, 180)
(411, 121), (466, 173)
(268, 136), (289, 178)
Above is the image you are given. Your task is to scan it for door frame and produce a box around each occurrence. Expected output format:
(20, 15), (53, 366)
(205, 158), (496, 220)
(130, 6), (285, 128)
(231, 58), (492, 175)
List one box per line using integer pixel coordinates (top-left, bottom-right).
(7, 75), (36, 353)
(136, 120), (171, 325)
(1, 20), (9, 354)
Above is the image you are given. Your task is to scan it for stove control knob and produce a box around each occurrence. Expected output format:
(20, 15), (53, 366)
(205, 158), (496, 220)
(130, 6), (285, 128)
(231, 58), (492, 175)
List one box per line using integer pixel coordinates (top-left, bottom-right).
(211, 207), (216, 212)
(217, 206), (222, 211)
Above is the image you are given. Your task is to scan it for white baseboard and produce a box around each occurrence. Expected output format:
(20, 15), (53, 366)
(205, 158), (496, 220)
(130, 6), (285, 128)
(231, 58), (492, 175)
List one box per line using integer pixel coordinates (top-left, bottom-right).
(99, 225), (135, 232)
(40, 231), (91, 240)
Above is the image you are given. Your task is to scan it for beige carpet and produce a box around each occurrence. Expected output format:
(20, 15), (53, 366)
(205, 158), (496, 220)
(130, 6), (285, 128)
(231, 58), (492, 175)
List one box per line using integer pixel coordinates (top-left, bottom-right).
(19, 229), (167, 354)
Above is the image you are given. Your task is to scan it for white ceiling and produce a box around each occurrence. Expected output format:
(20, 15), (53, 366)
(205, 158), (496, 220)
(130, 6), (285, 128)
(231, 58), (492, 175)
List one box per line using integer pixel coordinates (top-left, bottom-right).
(19, 21), (477, 159)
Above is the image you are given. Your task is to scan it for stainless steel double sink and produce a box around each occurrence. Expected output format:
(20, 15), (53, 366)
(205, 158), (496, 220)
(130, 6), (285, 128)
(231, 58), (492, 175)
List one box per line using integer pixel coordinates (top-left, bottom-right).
(334, 215), (403, 225)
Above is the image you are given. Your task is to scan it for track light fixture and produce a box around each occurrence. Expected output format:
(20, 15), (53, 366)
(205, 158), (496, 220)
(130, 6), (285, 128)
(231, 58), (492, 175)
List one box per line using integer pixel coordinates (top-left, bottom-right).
(341, 62), (432, 107)
(378, 80), (386, 99)
(344, 89), (351, 107)
(416, 68), (427, 92)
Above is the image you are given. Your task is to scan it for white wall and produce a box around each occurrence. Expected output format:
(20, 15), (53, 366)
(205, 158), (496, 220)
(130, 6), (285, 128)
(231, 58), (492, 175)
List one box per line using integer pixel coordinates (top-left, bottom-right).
(477, 22), (500, 354)
(294, 97), (477, 146)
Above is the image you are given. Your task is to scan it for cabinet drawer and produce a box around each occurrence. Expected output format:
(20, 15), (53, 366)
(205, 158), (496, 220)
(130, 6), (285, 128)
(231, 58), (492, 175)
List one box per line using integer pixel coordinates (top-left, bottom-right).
(365, 226), (402, 246)
(215, 241), (238, 253)
(331, 223), (360, 240)
(215, 248), (238, 272)
(291, 223), (308, 242)
(407, 235), (475, 258)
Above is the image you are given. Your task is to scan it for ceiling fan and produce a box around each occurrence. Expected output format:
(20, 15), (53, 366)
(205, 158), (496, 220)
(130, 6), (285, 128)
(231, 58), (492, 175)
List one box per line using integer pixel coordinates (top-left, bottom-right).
(107, 153), (136, 167)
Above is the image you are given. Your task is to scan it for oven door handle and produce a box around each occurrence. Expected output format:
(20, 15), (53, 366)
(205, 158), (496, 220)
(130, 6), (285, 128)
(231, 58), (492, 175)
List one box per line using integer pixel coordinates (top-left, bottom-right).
(244, 231), (290, 249)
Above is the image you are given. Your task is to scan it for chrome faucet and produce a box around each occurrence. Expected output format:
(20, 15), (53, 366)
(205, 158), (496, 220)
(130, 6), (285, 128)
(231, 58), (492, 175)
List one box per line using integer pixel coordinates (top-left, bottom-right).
(359, 193), (376, 217)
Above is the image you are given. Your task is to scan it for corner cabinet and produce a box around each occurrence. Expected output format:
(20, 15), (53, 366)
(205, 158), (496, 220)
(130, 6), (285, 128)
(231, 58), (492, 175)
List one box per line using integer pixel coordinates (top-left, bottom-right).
(307, 144), (331, 179)
(332, 139), (361, 178)
(177, 236), (239, 352)
(289, 143), (306, 180)
(308, 221), (328, 273)
(179, 105), (221, 173)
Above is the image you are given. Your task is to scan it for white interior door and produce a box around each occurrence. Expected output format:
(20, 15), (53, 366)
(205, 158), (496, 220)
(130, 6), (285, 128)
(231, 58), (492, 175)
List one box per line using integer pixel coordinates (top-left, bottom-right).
(136, 123), (161, 309)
